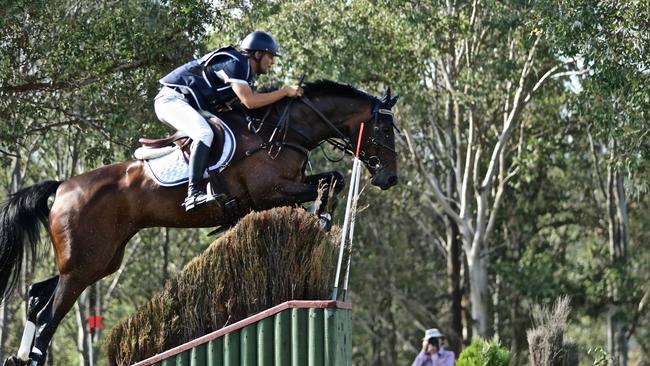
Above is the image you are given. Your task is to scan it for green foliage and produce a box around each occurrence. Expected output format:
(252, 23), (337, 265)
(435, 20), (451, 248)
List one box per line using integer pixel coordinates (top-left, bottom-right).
(542, 0), (650, 166)
(0, 0), (218, 165)
(457, 337), (511, 366)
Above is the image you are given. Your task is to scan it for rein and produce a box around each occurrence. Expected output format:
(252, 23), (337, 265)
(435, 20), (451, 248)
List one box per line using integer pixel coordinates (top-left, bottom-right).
(245, 91), (395, 167)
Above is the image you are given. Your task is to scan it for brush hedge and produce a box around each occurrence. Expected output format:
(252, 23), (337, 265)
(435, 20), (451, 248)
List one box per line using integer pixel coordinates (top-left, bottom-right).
(105, 207), (344, 365)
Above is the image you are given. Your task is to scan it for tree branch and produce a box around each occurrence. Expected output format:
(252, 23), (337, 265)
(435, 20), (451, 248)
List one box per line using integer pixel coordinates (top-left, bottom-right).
(587, 128), (607, 199)
(1, 60), (147, 93)
(481, 32), (541, 191)
(405, 128), (465, 227)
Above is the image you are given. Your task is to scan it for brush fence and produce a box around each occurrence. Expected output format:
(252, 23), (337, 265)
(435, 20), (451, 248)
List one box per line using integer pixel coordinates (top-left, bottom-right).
(131, 300), (352, 366)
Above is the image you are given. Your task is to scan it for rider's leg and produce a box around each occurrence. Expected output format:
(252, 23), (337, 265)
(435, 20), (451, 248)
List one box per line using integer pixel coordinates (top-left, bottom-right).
(184, 140), (213, 209)
(154, 88), (215, 210)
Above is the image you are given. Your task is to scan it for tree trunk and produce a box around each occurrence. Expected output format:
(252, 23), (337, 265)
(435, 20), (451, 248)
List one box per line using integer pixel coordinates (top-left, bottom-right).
(462, 255), (473, 344)
(509, 298), (521, 366)
(605, 158), (629, 366)
(468, 249), (489, 337)
(75, 293), (91, 366)
(446, 217), (463, 353)
(493, 273), (501, 338)
(0, 302), (5, 361)
(614, 170), (629, 366)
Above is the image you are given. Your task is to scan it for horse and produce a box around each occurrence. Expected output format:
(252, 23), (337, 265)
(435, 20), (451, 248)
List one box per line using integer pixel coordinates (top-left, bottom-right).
(0, 80), (399, 365)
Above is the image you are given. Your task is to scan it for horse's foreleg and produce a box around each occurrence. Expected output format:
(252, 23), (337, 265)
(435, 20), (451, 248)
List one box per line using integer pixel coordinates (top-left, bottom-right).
(253, 179), (320, 209)
(304, 171), (345, 216)
(253, 173), (344, 230)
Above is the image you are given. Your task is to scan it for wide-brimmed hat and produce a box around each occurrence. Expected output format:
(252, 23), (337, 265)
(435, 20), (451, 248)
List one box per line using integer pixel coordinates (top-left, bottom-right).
(423, 328), (444, 340)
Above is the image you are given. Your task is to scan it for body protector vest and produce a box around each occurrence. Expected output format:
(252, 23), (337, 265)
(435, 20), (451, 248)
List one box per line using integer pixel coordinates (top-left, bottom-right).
(159, 46), (254, 111)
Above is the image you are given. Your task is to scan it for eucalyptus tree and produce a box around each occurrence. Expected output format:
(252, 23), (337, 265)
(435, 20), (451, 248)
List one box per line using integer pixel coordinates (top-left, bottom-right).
(541, 1), (650, 363)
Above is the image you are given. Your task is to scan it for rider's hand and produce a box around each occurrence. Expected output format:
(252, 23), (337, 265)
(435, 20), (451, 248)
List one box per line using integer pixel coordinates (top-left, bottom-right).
(283, 86), (304, 97)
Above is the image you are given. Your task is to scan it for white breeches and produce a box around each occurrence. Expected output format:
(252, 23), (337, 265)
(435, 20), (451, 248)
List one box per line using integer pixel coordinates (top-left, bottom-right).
(154, 86), (214, 147)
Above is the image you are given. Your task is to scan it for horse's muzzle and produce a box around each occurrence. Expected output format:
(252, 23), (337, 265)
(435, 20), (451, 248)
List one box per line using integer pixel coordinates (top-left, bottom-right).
(371, 172), (398, 190)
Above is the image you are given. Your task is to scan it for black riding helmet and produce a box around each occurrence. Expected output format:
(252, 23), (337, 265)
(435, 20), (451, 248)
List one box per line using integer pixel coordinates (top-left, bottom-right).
(240, 31), (281, 56)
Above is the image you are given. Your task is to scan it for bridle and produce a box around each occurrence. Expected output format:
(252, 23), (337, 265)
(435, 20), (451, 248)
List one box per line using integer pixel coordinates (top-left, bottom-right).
(303, 96), (398, 170)
(246, 94), (398, 170)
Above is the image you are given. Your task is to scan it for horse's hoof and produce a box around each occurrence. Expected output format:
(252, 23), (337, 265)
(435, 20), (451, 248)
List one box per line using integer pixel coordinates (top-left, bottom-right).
(318, 213), (332, 231)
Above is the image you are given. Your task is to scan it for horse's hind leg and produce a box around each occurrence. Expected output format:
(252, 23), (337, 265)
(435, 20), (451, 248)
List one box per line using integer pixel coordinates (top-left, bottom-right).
(30, 274), (88, 365)
(27, 277), (59, 322)
(7, 277), (60, 363)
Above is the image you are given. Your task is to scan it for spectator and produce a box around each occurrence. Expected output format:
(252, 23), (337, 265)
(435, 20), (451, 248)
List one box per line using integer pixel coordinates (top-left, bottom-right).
(411, 328), (456, 366)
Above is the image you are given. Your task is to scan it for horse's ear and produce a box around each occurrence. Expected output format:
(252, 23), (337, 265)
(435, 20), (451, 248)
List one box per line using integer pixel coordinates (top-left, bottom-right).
(384, 87), (392, 103)
(382, 95), (399, 109)
(381, 87), (391, 105)
(386, 95), (399, 109)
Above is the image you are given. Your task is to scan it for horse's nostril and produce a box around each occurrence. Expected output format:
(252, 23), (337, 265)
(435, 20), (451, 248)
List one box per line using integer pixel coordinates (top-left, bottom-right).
(388, 176), (398, 186)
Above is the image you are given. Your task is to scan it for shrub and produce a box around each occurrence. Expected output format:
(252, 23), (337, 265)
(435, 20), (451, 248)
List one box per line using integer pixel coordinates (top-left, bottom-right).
(527, 296), (572, 366)
(457, 337), (511, 366)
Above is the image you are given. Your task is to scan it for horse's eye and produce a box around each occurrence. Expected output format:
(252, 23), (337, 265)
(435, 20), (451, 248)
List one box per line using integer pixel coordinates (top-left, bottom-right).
(368, 156), (381, 169)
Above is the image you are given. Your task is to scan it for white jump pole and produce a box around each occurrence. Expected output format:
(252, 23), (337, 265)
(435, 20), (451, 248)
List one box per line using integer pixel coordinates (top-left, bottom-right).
(331, 122), (365, 301)
(341, 157), (362, 302)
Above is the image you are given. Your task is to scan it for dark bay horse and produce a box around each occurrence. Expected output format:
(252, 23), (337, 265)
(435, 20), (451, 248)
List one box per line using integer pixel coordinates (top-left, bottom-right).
(0, 80), (398, 365)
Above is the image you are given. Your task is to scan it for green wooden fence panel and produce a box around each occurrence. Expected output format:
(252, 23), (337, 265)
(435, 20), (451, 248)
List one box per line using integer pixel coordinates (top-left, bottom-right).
(257, 317), (274, 366)
(176, 351), (190, 366)
(291, 308), (308, 366)
(191, 344), (207, 366)
(241, 323), (257, 365)
(224, 331), (240, 366)
(274, 311), (291, 366)
(308, 308), (324, 366)
(207, 338), (223, 366)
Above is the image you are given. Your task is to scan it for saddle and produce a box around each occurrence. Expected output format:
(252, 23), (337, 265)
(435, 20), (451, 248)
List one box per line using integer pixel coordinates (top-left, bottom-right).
(138, 114), (240, 226)
(138, 116), (226, 164)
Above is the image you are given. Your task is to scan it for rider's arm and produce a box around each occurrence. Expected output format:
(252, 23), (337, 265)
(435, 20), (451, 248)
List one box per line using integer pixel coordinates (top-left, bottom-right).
(231, 83), (302, 109)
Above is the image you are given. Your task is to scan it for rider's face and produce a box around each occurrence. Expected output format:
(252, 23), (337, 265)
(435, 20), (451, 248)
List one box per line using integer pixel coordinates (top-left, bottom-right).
(258, 52), (275, 74)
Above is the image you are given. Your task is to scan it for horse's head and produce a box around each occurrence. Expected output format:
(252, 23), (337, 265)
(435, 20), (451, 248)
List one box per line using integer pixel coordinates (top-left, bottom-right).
(296, 81), (399, 190)
(357, 88), (399, 190)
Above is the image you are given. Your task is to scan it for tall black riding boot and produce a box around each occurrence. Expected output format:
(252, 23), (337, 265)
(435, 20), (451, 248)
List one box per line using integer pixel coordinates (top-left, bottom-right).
(183, 141), (215, 211)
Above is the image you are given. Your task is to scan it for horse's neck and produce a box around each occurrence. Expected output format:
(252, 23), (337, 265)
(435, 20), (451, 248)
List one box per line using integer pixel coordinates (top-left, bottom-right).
(296, 97), (367, 148)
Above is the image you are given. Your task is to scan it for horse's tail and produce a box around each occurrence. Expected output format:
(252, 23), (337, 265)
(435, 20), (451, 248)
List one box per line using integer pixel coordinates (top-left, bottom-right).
(0, 180), (61, 302)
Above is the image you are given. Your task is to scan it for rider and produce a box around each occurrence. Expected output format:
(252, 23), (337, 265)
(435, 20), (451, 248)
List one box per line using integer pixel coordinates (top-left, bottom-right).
(154, 31), (304, 211)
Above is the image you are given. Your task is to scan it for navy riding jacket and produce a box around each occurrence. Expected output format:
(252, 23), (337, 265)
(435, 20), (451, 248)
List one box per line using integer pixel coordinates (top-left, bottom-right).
(159, 46), (254, 110)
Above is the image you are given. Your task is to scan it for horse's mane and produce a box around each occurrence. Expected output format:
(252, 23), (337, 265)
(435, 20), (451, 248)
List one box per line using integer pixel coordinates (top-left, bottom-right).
(257, 79), (371, 100)
(303, 80), (372, 100)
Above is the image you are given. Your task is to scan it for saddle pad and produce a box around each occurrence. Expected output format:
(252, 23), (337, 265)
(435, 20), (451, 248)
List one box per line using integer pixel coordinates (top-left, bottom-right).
(143, 123), (236, 187)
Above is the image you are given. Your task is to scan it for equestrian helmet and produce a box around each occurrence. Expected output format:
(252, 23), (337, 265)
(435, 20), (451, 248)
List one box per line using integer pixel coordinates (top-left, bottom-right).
(240, 31), (280, 56)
